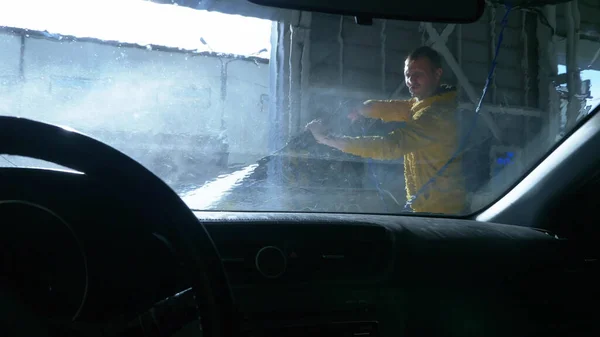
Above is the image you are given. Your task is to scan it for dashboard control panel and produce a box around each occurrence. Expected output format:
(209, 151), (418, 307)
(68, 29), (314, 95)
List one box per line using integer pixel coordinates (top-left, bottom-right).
(206, 223), (394, 285)
(244, 321), (379, 337)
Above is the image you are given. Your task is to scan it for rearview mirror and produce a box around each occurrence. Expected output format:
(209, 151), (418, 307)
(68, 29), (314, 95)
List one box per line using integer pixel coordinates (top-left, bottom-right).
(247, 0), (485, 23)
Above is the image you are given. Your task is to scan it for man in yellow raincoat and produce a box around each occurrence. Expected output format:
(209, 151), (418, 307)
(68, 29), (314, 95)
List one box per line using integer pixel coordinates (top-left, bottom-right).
(307, 46), (466, 214)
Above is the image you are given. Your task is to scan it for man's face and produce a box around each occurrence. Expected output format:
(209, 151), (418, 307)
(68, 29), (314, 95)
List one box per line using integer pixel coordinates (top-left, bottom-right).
(404, 57), (443, 100)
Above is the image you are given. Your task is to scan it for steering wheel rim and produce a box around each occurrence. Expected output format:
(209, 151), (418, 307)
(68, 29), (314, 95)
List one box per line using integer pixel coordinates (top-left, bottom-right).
(0, 116), (236, 337)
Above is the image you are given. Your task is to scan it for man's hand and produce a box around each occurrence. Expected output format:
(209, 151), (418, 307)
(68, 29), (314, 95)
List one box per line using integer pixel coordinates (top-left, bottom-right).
(348, 101), (377, 122)
(347, 110), (364, 123)
(306, 119), (348, 151)
(305, 119), (328, 144)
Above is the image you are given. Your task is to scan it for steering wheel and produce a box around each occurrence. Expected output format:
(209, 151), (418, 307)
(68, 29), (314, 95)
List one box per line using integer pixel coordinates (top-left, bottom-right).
(0, 116), (235, 337)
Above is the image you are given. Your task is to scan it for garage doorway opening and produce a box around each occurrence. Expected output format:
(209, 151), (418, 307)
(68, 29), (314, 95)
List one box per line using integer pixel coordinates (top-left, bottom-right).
(556, 64), (600, 134)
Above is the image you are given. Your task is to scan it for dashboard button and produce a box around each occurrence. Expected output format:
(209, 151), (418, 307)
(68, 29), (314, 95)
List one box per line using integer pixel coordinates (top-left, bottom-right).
(255, 246), (287, 278)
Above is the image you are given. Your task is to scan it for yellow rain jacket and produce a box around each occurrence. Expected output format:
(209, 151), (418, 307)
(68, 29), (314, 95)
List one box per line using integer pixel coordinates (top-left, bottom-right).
(340, 85), (466, 214)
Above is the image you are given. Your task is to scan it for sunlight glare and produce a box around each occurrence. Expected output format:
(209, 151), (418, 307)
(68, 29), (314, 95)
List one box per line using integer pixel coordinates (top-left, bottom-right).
(0, 0), (271, 57)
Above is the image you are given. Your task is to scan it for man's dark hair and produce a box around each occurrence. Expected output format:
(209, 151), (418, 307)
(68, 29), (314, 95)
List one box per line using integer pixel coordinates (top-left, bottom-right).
(406, 46), (442, 70)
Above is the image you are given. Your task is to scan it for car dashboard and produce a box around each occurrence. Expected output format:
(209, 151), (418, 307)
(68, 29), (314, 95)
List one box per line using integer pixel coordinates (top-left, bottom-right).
(199, 212), (594, 337)
(0, 168), (597, 337)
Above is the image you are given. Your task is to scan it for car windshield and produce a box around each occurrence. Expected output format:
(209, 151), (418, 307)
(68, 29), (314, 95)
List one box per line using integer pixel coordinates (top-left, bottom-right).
(0, 0), (598, 215)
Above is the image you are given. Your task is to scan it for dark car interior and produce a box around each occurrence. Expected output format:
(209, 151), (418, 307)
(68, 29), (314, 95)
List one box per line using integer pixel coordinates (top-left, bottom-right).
(1, 0), (599, 337)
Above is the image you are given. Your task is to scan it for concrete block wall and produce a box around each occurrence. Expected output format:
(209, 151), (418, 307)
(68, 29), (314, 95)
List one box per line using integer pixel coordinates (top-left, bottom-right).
(0, 34), (22, 110)
(553, 0), (600, 76)
(0, 30), (270, 167)
(308, 6), (539, 108)
(556, 0), (600, 41)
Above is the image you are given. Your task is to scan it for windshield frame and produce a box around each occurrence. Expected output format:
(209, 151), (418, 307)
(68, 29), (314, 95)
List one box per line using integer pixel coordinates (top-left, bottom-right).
(2, 1), (599, 217)
(471, 105), (600, 221)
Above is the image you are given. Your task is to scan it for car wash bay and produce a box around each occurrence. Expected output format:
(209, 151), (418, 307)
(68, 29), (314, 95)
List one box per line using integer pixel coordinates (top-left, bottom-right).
(242, 0), (600, 212)
(2, 0), (600, 212)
